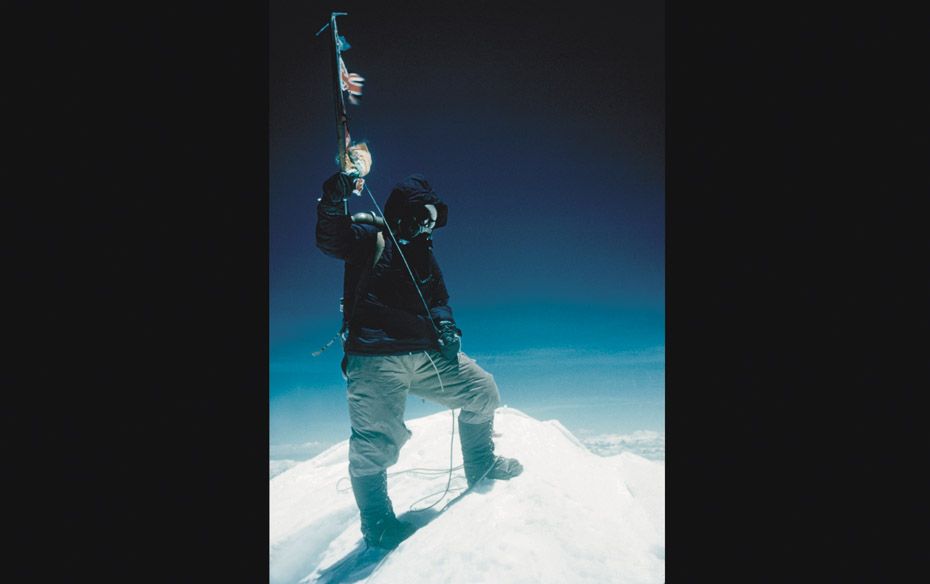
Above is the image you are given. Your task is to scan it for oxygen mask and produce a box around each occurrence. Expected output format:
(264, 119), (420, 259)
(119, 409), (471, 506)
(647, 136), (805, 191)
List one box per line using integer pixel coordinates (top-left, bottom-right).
(397, 204), (438, 243)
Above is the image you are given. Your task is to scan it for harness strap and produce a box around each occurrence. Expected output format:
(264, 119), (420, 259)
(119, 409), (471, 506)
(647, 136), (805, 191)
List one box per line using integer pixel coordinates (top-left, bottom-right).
(373, 231), (385, 267)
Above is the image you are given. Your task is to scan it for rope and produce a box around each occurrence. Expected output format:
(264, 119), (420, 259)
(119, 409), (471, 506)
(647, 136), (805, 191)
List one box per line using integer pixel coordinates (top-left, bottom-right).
(336, 408), (462, 512)
(332, 185), (460, 522)
(336, 356), (460, 510)
(363, 183), (440, 336)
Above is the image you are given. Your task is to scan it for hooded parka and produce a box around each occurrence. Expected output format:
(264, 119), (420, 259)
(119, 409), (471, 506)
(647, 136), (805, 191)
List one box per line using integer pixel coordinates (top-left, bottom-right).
(316, 174), (456, 355)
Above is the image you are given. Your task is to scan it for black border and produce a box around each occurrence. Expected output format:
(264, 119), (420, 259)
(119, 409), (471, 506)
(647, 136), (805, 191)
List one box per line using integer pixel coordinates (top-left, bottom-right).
(668, 5), (928, 581)
(13, 3), (269, 581)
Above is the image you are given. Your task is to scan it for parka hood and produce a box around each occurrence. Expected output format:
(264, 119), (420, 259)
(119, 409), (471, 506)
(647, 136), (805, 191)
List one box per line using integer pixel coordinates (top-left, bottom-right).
(383, 174), (448, 228)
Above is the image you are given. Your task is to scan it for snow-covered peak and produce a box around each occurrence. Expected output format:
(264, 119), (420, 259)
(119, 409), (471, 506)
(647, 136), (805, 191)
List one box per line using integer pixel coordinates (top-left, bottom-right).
(270, 407), (665, 584)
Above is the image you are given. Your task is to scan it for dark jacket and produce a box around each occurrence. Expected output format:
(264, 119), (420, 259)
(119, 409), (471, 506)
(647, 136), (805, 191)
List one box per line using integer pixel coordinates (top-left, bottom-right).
(316, 175), (456, 355)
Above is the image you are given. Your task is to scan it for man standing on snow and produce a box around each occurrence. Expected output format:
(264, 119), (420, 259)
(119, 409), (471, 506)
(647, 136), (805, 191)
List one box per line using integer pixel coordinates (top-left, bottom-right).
(316, 171), (523, 550)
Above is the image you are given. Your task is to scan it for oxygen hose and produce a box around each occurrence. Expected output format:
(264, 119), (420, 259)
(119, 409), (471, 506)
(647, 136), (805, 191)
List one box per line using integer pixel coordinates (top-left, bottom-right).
(350, 211), (385, 228)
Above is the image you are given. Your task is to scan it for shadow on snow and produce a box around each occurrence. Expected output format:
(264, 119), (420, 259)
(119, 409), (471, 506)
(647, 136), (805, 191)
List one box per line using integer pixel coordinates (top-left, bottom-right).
(311, 481), (496, 583)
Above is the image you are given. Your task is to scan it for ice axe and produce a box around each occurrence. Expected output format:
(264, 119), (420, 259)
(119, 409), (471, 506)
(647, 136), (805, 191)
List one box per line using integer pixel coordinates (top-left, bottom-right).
(316, 12), (370, 199)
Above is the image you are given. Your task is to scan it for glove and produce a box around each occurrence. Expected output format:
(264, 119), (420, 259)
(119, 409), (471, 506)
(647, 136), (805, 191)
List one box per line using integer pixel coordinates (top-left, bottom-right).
(321, 172), (355, 204)
(436, 320), (461, 361)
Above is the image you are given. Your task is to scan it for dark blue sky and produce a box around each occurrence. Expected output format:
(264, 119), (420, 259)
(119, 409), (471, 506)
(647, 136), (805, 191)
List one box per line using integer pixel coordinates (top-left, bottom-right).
(270, 1), (664, 449)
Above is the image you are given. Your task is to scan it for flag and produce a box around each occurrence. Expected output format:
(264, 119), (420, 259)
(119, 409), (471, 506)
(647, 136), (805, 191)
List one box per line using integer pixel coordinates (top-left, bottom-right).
(340, 57), (364, 105)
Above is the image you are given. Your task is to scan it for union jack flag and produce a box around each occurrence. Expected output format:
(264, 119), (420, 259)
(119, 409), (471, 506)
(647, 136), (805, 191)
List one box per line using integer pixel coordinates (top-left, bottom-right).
(340, 57), (364, 105)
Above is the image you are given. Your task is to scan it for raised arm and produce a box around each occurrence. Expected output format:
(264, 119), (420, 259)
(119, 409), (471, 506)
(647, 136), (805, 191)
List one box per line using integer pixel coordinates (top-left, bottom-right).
(315, 172), (375, 264)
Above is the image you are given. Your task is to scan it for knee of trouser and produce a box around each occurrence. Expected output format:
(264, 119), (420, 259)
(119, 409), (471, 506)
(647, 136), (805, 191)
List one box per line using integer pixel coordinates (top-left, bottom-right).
(482, 373), (501, 411)
(348, 426), (411, 477)
(460, 376), (500, 423)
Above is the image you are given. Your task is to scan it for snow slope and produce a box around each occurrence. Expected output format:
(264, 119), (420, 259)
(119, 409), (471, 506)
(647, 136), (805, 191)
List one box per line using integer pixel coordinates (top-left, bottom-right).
(270, 407), (665, 584)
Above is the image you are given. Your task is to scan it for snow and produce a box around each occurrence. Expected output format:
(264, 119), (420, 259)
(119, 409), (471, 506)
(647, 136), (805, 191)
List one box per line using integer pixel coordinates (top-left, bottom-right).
(270, 407), (665, 583)
(270, 459), (300, 479)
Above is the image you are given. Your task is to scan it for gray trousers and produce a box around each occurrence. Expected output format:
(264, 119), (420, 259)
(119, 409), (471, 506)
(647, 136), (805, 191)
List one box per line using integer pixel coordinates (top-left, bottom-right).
(345, 350), (501, 478)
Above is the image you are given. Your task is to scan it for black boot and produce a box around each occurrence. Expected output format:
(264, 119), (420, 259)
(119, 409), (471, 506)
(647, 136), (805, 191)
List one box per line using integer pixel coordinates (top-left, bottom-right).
(350, 471), (416, 549)
(458, 418), (524, 488)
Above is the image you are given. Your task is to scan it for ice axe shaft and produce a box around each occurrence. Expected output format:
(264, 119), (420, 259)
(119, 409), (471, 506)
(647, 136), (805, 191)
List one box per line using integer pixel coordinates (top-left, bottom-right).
(317, 12), (370, 195)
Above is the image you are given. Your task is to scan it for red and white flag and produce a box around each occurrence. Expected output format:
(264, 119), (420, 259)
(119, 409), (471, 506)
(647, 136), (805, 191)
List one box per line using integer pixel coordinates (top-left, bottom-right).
(340, 57), (365, 105)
